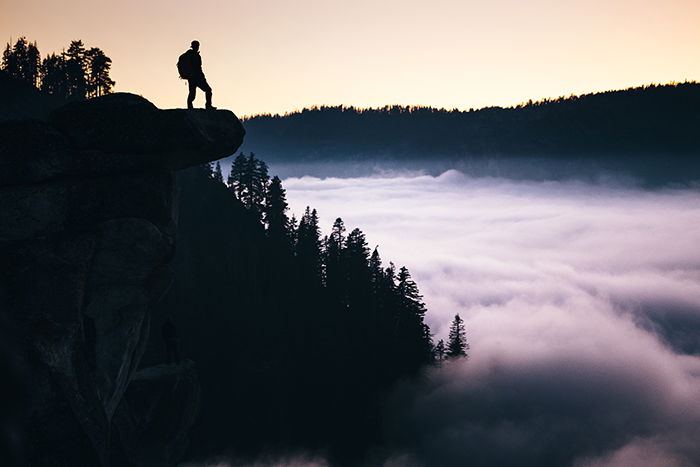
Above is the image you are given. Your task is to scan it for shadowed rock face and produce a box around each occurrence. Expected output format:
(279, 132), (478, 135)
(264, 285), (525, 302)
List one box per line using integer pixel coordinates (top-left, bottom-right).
(113, 361), (201, 467)
(0, 93), (244, 466)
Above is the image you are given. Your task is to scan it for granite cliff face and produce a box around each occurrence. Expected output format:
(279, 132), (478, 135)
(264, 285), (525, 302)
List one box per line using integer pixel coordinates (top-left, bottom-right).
(0, 93), (244, 466)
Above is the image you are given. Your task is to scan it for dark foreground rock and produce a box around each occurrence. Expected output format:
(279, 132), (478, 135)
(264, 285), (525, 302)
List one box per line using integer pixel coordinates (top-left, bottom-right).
(113, 361), (200, 466)
(0, 93), (244, 466)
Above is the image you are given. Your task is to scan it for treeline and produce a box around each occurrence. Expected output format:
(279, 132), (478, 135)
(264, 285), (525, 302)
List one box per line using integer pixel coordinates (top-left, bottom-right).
(240, 82), (700, 161)
(1, 37), (114, 99)
(145, 154), (467, 464)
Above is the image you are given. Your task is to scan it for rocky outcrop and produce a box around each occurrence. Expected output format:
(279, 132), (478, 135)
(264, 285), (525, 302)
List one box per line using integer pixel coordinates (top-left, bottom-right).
(113, 361), (200, 466)
(0, 70), (68, 123)
(0, 93), (244, 466)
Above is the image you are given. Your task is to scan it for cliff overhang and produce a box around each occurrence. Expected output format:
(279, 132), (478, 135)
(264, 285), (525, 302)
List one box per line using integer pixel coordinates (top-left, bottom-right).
(0, 92), (245, 466)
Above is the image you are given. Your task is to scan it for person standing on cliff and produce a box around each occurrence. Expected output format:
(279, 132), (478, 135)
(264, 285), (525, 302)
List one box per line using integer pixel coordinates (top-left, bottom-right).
(177, 40), (215, 110)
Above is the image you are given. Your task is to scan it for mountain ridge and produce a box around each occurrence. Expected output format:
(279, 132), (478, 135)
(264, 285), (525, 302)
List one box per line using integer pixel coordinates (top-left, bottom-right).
(240, 82), (700, 162)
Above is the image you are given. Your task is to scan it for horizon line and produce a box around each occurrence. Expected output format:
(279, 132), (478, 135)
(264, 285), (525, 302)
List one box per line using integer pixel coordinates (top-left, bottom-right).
(240, 79), (699, 120)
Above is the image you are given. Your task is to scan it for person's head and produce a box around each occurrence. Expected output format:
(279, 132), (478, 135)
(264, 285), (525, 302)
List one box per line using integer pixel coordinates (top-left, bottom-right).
(191, 40), (200, 51)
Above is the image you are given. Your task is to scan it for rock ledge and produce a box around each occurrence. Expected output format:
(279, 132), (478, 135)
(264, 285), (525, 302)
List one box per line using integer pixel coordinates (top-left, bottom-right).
(0, 93), (244, 466)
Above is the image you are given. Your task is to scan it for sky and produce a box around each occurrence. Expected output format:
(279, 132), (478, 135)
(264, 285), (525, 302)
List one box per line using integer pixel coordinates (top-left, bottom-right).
(279, 170), (700, 466)
(2, 0), (699, 116)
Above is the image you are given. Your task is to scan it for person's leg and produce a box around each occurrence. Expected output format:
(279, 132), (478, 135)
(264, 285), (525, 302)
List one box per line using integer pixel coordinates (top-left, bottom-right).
(187, 80), (196, 109)
(205, 88), (213, 108)
(198, 78), (214, 109)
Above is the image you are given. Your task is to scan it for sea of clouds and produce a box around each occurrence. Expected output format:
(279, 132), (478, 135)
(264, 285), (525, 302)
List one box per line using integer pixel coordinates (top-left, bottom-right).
(276, 169), (700, 467)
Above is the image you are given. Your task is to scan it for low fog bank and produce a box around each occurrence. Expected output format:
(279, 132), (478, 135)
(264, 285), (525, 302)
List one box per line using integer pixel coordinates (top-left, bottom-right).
(261, 155), (700, 186)
(280, 169), (700, 466)
(382, 301), (700, 466)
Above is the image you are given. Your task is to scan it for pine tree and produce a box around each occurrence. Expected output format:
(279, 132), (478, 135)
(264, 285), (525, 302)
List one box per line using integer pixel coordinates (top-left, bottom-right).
(295, 207), (322, 286)
(446, 314), (468, 358)
(265, 176), (292, 245)
(346, 228), (370, 263)
(434, 339), (446, 361)
(324, 218), (346, 296)
(327, 218), (346, 256)
(345, 228), (372, 310)
(13, 38), (29, 77)
(2, 42), (16, 77)
(369, 248), (384, 293)
(395, 266), (433, 365)
(384, 262), (396, 284)
(227, 153), (247, 197)
(26, 41), (40, 87)
(423, 323), (434, 359)
(288, 214), (298, 248)
(249, 153), (269, 214)
(5, 38), (27, 81)
(397, 266), (427, 319)
(227, 153), (269, 219)
(2, 37), (39, 85)
(85, 47), (115, 97)
(40, 53), (67, 95)
(212, 161), (224, 183)
(367, 247), (397, 369)
(64, 40), (87, 98)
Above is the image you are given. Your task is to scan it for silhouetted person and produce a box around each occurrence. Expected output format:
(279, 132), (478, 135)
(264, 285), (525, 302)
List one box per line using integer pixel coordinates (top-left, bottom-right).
(178, 40), (215, 110)
(162, 317), (179, 364)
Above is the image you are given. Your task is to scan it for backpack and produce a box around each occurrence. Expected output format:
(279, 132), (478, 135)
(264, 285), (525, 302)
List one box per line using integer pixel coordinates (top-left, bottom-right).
(177, 51), (193, 79)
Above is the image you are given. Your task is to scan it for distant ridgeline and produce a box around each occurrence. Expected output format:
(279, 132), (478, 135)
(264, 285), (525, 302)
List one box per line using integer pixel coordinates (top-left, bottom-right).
(146, 154), (467, 464)
(241, 82), (700, 161)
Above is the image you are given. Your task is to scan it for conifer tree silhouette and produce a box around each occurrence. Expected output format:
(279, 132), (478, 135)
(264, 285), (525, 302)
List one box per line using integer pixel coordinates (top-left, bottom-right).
(2, 37), (40, 85)
(434, 339), (446, 361)
(85, 47), (115, 97)
(2, 36), (115, 98)
(324, 217), (347, 303)
(226, 153), (270, 218)
(296, 207), (323, 286)
(40, 53), (67, 95)
(265, 176), (292, 246)
(211, 161), (224, 183)
(447, 313), (469, 358)
(64, 40), (87, 98)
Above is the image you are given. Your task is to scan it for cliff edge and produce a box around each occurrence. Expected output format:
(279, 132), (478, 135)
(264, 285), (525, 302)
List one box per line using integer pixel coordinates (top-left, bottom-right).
(0, 92), (244, 466)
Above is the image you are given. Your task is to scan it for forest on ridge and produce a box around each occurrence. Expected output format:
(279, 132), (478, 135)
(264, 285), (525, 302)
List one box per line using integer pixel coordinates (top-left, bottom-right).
(241, 82), (700, 163)
(144, 154), (468, 464)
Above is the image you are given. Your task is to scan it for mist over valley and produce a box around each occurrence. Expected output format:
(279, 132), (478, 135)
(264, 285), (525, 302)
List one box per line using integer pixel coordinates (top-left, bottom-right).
(273, 163), (700, 466)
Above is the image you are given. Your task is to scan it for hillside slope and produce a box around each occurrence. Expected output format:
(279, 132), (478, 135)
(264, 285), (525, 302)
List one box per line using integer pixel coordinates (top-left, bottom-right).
(241, 82), (700, 162)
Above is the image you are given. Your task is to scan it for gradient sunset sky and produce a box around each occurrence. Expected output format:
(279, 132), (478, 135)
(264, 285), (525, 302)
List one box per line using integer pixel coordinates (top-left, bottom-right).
(3, 0), (699, 116)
